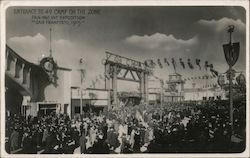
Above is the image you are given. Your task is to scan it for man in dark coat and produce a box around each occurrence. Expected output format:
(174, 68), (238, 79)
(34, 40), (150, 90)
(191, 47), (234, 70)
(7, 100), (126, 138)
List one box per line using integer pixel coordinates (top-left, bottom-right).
(22, 132), (32, 154)
(79, 130), (87, 154)
(44, 130), (56, 154)
(72, 127), (80, 148)
(21, 131), (37, 154)
(106, 127), (119, 150)
(92, 135), (109, 154)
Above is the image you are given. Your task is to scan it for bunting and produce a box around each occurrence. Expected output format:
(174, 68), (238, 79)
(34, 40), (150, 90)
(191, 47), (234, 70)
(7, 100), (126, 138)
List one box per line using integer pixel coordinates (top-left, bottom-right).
(207, 64), (213, 69)
(210, 68), (219, 77)
(196, 59), (201, 70)
(145, 58), (218, 75)
(164, 58), (170, 66)
(157, 59), (163, 69)
(179, 58), (185, 69)
(187, 59), (194, 69)
(204, 61), (209, 71)
(171, 58), (176, 70)
(150, 59), (156, 68)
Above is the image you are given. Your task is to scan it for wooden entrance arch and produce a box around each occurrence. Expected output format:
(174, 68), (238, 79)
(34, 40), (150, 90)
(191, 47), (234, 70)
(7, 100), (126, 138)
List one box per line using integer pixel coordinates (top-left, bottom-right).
(103, 51), (151, 109)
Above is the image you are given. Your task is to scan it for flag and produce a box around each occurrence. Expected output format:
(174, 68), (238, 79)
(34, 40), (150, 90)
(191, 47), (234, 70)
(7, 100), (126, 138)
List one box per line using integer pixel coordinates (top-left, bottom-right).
(223, 42), (240, 67)
(196, 59), (201, 70)
(171, 58), (176, 70)
(208, 64), (213, 69)
(135, 110), (144, 122)
(150, 59), (156, 68)
(164, 58), (170, 66)
(80, 69), (86, 84)
(179, 58), (185, 69)
(210, 68), (219, 76)
(204, 61), (208, 71)
(187, 59), (194, 69)
(80, 58), (84, 64)
(79, 58), (86, 84)
(157, 59), (163, 68)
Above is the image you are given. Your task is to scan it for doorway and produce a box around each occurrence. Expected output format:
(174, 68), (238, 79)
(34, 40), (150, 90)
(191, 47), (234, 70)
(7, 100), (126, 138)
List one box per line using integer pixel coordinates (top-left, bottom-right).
(38, 104), (56, 116)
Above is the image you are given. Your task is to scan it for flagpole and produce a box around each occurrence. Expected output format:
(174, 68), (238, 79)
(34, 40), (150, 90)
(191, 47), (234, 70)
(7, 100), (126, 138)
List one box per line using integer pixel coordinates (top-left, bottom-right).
(80, 75), (83, 116)
(79, 58), (85, 116)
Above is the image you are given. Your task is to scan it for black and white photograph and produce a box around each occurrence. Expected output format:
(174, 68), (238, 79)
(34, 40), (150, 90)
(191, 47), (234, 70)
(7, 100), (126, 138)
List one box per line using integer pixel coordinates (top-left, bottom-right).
(1, 1), (249, 157)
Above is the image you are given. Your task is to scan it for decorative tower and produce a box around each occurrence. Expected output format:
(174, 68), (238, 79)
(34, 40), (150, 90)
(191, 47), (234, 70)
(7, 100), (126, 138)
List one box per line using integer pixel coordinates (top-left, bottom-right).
(164, 73), (185, 102)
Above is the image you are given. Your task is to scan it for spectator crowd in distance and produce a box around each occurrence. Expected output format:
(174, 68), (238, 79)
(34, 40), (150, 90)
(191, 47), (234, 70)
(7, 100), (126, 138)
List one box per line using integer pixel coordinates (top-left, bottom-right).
(5, 100), (246, 154)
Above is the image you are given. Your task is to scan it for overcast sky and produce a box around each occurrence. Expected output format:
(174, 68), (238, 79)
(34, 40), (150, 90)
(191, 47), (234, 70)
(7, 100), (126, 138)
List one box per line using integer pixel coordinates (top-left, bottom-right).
(6, 6), (246, 90)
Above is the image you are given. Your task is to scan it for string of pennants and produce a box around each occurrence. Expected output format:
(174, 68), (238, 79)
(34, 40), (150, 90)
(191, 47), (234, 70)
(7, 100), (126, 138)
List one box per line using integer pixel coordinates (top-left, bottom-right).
(89, 74), (219, 89)
(183, 75), (217, 81)
(89, 72), (219, 89)
(183, 75), (219, 89)
(144, 58), (219, 77)
(89, 58), (220, 87)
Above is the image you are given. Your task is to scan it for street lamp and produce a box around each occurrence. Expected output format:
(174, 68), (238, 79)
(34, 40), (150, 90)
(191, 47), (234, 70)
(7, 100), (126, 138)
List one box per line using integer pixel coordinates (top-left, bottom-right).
(222, 25), (240, 135)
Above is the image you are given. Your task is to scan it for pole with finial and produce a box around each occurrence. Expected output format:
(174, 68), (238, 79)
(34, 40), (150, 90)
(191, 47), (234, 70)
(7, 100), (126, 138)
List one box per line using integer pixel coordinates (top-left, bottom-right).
(228, 25), (234, 135)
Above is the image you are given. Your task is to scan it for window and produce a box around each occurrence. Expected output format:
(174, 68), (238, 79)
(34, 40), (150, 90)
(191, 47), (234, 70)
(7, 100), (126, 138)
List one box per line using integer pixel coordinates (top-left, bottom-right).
(75, 106), (80, 114)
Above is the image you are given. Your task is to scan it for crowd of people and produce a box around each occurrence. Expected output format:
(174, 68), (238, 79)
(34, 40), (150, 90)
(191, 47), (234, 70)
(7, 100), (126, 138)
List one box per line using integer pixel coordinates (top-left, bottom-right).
(5, 100), (246, 154)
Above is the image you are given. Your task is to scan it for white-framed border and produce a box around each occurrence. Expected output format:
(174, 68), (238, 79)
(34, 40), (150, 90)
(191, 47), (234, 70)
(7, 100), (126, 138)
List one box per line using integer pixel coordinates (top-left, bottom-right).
(0, 0), (249, 158)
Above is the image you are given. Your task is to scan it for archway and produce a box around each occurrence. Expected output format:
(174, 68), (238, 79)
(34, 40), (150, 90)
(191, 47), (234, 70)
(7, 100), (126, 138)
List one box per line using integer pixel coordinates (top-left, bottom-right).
(103, 51), (151, 110)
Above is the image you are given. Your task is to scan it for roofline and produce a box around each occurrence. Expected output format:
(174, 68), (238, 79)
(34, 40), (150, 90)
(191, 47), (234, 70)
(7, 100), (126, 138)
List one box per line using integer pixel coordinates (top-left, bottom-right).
(86, 88), (108, 91)
(6, 45), (39, 67)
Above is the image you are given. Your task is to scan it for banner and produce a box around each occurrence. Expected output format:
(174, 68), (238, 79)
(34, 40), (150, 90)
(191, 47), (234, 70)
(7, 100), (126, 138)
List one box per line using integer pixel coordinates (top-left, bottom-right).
(223, 42), (240, 67)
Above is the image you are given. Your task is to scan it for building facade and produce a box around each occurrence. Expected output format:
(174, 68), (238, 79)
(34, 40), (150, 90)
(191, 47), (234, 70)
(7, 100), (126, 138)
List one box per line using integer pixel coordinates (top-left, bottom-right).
(71, 87), (108, 116)
(164, 73), (185, 102)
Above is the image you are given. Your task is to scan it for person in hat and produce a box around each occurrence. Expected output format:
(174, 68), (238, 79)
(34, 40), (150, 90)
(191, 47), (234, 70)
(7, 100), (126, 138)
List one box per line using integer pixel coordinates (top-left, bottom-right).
(22, 130), (32, 154)
(92, 133), (110, 154)
(106, 126), (119, 150)
(133, 128), (141, 153)
(10, 126), (19, 151)
(79, 129), (87, 154)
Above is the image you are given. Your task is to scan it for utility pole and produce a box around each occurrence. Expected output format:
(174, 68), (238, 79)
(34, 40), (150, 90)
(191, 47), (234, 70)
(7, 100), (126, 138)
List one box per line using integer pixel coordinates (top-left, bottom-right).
(228, 27), (234, 134)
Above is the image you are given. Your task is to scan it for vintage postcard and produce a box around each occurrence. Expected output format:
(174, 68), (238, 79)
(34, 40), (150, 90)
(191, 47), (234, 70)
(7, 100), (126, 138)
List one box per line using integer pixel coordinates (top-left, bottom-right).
(0, 0), (249, 158)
